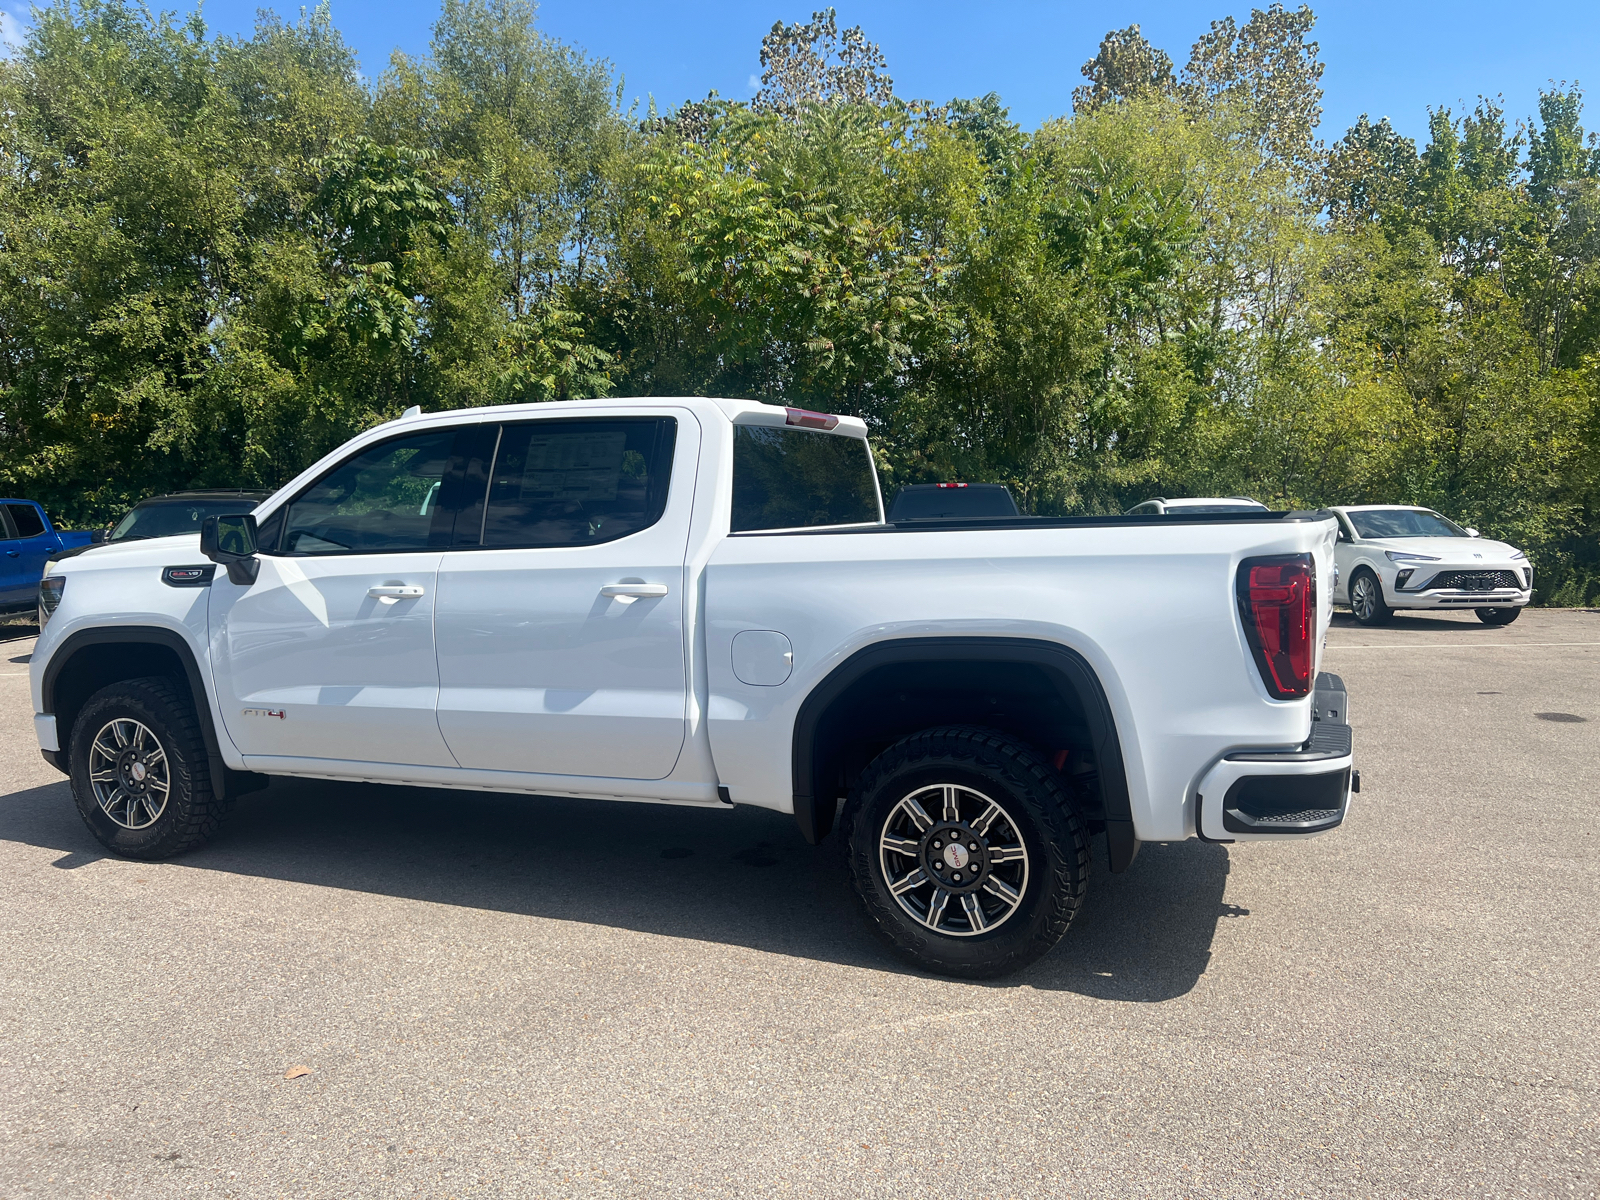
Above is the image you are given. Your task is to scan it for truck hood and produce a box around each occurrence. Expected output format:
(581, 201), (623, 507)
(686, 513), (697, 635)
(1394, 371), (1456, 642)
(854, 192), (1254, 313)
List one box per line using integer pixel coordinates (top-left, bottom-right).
(1361, 535), (1523, 561)
(50, 533), (203, 572)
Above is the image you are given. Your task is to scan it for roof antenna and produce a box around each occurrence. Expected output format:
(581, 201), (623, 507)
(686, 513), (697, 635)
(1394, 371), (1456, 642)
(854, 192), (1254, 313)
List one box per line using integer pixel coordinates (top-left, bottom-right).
(401, 405), (422, 419)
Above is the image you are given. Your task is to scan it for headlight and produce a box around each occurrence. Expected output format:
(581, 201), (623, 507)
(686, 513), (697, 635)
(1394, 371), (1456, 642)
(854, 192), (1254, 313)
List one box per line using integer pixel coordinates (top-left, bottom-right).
(1385, 551), (1441, 563)
(1511, 550), (1527, 561)
(38, 576), (65, 626)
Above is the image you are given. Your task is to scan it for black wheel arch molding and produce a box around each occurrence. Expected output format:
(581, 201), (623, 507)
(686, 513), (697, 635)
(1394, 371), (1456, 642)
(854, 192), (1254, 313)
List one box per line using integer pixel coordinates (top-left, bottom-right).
(790, 635), (1140, 872)
(38, 624), (266, 801)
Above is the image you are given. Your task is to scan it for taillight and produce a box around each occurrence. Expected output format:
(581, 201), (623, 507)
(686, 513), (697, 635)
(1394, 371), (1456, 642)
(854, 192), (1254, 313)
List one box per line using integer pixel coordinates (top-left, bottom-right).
(1237, 554), (1315, 699)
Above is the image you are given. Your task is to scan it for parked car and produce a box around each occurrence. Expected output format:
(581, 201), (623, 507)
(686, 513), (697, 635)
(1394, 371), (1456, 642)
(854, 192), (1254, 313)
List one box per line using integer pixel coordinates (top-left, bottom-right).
(49, 490), (274, 566)
(1126, 496), (1268, 515)
(1329, 505), (1531, 626)
(0, 500), (94, 613)
(30, 399), (1354, 979)
(888, 482), (1019, 521)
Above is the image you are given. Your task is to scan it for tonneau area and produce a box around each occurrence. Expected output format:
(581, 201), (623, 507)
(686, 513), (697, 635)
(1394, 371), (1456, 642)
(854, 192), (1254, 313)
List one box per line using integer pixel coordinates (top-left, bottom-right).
(731, 510), (1335, 535)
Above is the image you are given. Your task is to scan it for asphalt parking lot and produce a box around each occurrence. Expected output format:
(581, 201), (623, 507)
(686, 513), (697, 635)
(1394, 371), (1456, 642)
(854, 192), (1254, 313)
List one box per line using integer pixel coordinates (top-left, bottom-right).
(1, 608), (1597, 1199)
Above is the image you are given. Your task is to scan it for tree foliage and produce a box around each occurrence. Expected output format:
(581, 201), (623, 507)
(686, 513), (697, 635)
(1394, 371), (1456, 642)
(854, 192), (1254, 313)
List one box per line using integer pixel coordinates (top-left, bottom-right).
(1, 1), (1597, 601)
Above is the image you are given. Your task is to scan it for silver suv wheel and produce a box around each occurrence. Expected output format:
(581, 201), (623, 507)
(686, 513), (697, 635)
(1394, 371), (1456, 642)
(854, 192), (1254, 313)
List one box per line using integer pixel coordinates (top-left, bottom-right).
(1351, 573), (1380, 621)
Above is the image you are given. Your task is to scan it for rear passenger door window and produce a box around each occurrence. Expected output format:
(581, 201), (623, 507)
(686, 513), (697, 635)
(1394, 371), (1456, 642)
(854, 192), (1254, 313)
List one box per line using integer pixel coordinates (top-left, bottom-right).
(5, 503), (46, 538)
(475, 418), (677, 548)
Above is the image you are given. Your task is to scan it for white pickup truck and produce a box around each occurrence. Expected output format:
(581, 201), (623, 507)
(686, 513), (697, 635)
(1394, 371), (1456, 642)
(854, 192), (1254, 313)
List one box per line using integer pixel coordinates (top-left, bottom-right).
(30, 398), (1355, 978)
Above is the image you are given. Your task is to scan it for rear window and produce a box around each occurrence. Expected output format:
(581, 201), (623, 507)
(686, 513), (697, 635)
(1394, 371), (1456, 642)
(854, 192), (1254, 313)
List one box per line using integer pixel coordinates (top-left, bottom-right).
(731, 426), (881, 532)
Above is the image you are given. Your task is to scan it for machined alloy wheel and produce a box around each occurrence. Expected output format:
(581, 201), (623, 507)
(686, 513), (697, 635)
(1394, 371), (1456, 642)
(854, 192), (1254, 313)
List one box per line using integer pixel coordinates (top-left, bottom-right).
(843, 726), (1089, 979)
(88, 718), (171, 829)
(69, 676), (229, 860)
(878, 783), (1029, 937)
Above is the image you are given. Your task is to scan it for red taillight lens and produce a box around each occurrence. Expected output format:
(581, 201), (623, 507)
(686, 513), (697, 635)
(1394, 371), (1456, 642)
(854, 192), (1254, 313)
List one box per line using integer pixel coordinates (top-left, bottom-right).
(1237, 554), (1315, 699)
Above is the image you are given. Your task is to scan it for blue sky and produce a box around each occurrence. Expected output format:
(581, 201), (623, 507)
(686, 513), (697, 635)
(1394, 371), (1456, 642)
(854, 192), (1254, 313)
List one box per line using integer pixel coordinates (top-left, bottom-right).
(5, 0), (1599, 145)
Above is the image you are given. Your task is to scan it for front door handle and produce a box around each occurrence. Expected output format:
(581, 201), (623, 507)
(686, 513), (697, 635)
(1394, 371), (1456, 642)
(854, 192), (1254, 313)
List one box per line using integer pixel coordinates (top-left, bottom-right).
(601, 583), (669, 599)
(368, 584), (425, 601)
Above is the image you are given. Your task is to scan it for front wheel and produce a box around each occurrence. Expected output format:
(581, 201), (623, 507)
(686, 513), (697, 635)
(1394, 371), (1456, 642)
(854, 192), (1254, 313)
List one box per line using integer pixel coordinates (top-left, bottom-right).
(1476, 606), (1521, 625)
(69, 677), (228, 860)
(1349, 568), (1392, 626)
(841, 727), (1089, 979)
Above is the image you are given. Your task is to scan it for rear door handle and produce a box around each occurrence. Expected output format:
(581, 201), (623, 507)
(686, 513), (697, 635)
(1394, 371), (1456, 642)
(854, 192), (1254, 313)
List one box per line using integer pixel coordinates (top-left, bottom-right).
(368, 585), (425, 601)
(601, 583), (669, 599)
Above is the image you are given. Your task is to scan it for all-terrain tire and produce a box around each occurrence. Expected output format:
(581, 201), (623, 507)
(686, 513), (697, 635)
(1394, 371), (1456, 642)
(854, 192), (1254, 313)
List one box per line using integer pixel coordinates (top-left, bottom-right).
(1476, 606), (1521, 625)
(840, 726), (1089, 979)
(69, 676), (227, 860)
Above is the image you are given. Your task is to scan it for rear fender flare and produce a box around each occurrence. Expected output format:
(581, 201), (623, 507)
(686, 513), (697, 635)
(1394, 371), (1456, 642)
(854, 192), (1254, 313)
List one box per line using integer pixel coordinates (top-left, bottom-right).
(790, 636), (1138, 871)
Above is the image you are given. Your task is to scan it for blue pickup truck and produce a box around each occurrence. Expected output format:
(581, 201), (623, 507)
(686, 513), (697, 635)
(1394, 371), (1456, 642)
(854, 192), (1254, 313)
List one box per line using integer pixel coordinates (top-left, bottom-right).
(0, 500), (94, 613)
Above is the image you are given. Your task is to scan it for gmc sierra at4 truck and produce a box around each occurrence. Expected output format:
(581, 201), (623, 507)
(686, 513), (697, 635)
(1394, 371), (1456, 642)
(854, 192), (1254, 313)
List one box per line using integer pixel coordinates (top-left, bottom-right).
(30, 398), (1355, 978)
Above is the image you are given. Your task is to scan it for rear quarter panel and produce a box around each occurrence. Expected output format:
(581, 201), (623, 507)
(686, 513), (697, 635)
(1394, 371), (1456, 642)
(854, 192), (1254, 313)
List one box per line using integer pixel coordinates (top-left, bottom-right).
(703, 519), (1336, 841)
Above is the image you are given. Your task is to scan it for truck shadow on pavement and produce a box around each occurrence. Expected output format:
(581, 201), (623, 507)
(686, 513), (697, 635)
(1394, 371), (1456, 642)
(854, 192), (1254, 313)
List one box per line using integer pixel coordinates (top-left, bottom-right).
(3, 775), (1230, 1002)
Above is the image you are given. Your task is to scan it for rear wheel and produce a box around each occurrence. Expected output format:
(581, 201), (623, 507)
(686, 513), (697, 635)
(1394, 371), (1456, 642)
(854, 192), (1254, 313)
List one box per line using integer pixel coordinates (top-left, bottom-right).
(69, 677), (227, 860)
(841, 727), (1089, 979)
(1349, 568), (1392, 626)
(1476, 606), (1521, 625)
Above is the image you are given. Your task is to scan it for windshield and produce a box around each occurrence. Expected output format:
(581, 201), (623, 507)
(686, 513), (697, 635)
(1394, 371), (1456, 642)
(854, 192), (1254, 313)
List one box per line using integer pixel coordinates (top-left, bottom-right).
(1349, 508), (1467, 539)
(110, 499), (261, 541)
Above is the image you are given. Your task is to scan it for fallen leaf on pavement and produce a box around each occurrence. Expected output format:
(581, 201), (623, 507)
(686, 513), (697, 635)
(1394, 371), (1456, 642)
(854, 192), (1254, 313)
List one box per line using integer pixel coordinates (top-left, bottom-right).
(283, 1065), (312, 1080)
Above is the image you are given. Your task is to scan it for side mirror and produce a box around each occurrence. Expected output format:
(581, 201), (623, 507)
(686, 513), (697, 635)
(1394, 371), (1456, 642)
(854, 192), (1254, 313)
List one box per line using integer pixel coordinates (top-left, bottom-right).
(200, 514), (260, 585)
(1465, 527), (1480, 538)
(90, 529), (107, 544)
(1336, 528), (1351, 543)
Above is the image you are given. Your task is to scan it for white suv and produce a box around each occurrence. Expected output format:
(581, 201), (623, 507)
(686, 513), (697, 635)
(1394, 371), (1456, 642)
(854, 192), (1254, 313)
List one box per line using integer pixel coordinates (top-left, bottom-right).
(1329, 505), (1532, 626)
(1125, 497), (1267, 515)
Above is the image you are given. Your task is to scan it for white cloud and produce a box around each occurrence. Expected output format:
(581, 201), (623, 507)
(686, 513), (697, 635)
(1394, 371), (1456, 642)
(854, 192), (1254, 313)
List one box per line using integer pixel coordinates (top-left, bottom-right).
(0, 7), (28, 57)
(747, 73), (760, 92)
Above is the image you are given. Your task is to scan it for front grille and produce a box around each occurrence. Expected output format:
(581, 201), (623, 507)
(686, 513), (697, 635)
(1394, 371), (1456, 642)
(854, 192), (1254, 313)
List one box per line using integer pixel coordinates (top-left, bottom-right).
(1419, 570), (1522, 592)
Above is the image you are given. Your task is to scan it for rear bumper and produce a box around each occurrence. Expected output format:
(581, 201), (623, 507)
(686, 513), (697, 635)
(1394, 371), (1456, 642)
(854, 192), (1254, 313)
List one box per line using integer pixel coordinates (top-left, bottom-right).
(1196, 673), (1356, 842)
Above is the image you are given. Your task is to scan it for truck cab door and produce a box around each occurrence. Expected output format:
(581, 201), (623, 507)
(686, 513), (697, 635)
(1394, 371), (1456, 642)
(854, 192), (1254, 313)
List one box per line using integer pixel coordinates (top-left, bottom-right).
(433, 411), (695, 780)
(208, 426), (470, 770)
(1, 503), (52, 608)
